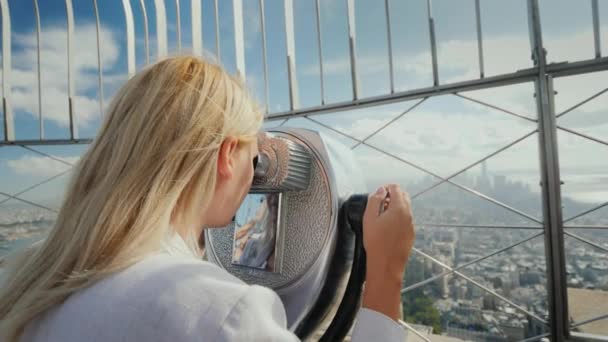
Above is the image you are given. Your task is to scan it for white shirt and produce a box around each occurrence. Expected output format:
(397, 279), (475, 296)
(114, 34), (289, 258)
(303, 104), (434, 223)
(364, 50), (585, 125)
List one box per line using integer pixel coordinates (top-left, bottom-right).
(21, 234), (407, 341)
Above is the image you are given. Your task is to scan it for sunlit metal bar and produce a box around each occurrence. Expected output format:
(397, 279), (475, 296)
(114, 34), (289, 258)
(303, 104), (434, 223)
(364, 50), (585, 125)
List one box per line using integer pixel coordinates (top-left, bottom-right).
(306, 116), (543, 224)
(411, 246), (548, 325)
(426, 0), (439, 86)
(557, 125), (608, 147)
(419, 223), (542, 229)
(402, 232), (544, 294)
(346, 0), (359, 100)
(530, 1), (569, 337)
(314, 0), (325, 105)
(259, 0), (270, 113)
(571, 313), (608, 329)
(267, 68), (537, 121)
(214, 0), (220, 60)
(397, 320), (431, 342)
(122, 0), (136, 77)
(475, 0), (485, 78)
(33, 0), (43, 139)
(0, 169), (73, 207)
(284, 0), (299, 110)
(592, 0), (601, 58)
(570, 332), (608, 342)
(0, 0), (13, 142)
(65, 0), (78, 140)
(153, 0), (168, 58)
(455, 93), (537, 122)
(413, 130), (538, 199)
(93, 0), (104, 118)
(549, 56), (608, 78)
(0, 138), (92, 147)
(564, 225), (608, 230)
(138, 0), (150, 65)
(351, 98), (427, 149)
(564, 201), (608, 223)
(565, 230), (608, 254)
(233, 0), (246, 79)
(519, 333), (551, 342)
(175, 0), (181, 51)
(556, 87), (608, 118)
(0, 190), (57, 213)
(384, 0), (395, 93)
(191, 0), (202, 56)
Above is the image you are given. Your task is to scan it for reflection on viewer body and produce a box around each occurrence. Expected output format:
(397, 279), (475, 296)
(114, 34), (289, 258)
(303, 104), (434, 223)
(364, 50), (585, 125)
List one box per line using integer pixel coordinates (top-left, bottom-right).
(232, 194), (279, 271)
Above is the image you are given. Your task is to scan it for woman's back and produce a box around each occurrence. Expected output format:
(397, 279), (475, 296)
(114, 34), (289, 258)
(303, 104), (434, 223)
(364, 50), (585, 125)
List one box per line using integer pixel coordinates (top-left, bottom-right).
(21, 249), (295, 342)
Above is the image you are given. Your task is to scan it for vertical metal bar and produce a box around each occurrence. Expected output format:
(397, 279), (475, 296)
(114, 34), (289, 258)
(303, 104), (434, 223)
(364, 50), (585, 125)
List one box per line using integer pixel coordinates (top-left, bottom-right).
(528, 1), (568, 340)
(153, 0), (168, 58)
(346, 0), (359, 100)
(65, 0), (78, 140)
(259, 0), (270, 113)
(33, 0), (43, 139)
(0, 0), (13, 141)
(122, 0), (136, 77)
(384, 0), (395, 93)
(314, 0), (325, 105)
(191, 0), (202, 56)
(426, 0), (439, 86)
(233, 0), (246, 79)
(592, 0), (601, 58)
(214, 0), (221, 61)
(284, 0), (299, 110)
(93, 0), (104, 117)
(475, 0), (485, 78)
(138, 0), (150, 65)
(175, 0), (181, 51)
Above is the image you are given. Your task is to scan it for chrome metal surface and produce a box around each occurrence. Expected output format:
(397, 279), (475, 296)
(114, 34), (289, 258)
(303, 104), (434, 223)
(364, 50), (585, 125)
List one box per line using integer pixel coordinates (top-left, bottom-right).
(191, 0), (202, 55)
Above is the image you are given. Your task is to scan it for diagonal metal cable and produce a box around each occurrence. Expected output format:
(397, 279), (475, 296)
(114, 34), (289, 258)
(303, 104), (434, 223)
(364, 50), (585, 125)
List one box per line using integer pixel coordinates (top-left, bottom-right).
(410, 247), (549, 325)
(350, 98), (427, 149)
(278, 118), (290, 127)
(0, 191), (57, 213)
(0, 145), (76, 213)
(571, 312), (608, 329)
(454, 93), (538, 123)
(0, 169), (72, 207)
(557, 125), (608, 147)
(401, 232), (544, 294)
(564, 230), (608, 254)
(518, 332), (551, 342)
(564, 225), (608, 230)
(306, 116), (543, 224)
(412, 130), (537, 200)
(564, 201), (608, 224)
(556, 86), (608, 119)
(19, 145), (76, 167)
(397, 320), (431, 342)
(419, 222), (542, 229)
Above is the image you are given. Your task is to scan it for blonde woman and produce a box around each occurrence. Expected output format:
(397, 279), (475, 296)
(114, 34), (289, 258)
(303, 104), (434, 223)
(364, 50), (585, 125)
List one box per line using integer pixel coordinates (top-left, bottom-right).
(0, 56), (415, 341)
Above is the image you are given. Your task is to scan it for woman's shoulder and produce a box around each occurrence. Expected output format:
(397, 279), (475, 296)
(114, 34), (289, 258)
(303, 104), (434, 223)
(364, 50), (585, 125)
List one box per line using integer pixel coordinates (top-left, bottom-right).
(43, 253), (269, 341)
(91, 252), (250, 310)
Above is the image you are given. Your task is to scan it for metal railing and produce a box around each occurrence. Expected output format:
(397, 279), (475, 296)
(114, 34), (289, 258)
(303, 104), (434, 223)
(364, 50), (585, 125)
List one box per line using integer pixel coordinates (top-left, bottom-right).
(1, 1), (607, 341)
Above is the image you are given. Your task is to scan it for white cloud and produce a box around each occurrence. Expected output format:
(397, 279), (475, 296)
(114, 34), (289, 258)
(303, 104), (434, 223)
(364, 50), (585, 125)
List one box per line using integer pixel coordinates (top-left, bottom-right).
(301, 26), (608, 117)
(6, 155), (79, 178)
(2, 23), (123, 128)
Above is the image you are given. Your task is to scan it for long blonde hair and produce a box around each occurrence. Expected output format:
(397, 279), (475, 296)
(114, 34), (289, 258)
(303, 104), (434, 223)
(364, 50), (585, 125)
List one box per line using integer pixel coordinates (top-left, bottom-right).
(0, 56), (263, 341)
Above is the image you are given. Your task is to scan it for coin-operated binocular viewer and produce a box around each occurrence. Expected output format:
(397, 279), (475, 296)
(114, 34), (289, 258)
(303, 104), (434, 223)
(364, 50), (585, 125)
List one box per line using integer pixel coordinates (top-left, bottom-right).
(205, 128), (370, 341)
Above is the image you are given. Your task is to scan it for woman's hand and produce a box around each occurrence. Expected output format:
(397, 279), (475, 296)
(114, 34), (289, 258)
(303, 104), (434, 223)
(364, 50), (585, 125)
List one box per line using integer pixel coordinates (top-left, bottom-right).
(361, 184), (415, 321)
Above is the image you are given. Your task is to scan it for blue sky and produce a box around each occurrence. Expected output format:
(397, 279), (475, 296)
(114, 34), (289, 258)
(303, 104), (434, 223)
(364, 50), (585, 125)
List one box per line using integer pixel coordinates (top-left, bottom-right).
(0, 0), (607, 220)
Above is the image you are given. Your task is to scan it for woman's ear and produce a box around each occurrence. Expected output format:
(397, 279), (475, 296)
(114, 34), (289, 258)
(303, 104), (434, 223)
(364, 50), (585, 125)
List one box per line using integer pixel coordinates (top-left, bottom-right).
(217, 137), (239, 179)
